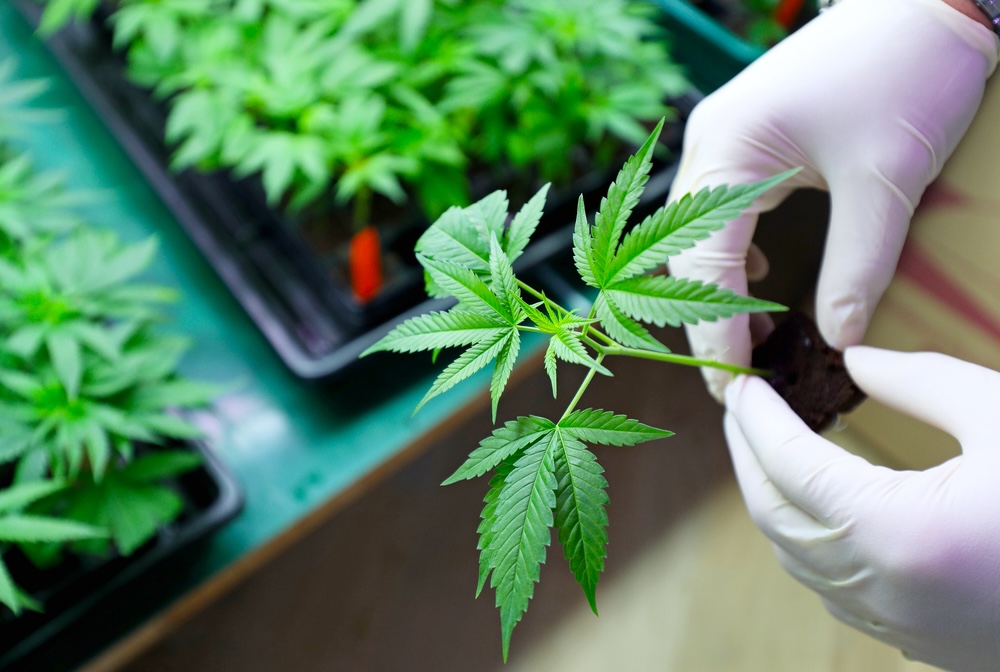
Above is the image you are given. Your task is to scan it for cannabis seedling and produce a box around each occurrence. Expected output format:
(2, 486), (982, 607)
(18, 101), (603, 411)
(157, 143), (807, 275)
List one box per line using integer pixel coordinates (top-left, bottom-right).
(362, 121), (794, 658)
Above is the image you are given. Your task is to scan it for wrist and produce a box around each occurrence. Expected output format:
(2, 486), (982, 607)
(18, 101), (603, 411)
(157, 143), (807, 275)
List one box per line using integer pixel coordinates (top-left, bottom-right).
(941, 0), (995, 30)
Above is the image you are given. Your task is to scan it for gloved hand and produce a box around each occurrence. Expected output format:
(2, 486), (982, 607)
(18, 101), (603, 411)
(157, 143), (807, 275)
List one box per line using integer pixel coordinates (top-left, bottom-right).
(725, 346), (1000, 672)
(667, 0), (999, 401)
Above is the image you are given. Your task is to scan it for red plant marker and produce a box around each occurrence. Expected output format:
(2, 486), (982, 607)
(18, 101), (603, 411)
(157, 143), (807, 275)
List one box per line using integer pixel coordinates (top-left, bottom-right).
(350, 225), (383, 303)
(773, 0), (804, 28)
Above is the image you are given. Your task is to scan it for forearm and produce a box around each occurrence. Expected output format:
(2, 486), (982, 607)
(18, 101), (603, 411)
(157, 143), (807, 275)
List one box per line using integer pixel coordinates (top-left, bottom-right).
(941, 0), (994, 30)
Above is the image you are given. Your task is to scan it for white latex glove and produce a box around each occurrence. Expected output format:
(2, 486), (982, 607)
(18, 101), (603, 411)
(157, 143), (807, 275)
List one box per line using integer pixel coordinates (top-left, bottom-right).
(668, 0), (999, 401)
(725, 346), (1000, 672)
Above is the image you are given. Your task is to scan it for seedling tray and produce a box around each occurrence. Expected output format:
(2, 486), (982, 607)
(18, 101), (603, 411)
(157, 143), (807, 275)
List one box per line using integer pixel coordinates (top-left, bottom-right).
(12, 1), (698, 381)
(0, 439), (243, 672)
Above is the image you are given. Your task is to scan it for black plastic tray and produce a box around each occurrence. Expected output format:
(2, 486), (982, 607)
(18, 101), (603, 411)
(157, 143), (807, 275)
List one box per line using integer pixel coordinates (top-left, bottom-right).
(12, 0), (695, 380)
(0, 439), (243, 671)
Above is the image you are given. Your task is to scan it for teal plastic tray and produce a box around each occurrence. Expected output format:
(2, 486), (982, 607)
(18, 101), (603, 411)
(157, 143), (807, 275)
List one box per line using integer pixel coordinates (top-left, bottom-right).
(653, 0), (767, 92)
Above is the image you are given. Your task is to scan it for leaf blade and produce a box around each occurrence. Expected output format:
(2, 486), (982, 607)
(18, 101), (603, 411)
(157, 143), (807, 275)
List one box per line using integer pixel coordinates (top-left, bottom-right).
(606, 275), (786, 328)
(552, 431), (608, 614)
(607, 170), (798, 283)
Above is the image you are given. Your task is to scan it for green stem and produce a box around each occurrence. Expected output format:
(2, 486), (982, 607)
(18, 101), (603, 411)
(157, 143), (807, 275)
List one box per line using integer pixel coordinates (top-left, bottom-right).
(559, 354), (605, 422)
(353, 186), (372, 231)
(599, 345), (771, 377)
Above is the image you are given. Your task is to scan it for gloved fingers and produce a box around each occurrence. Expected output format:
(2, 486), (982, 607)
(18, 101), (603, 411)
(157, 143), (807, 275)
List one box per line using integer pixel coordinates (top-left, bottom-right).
(725, 375), (876, 527)
(724, 411), (823, 536)
(668, 211), (769, 402)
(745, 243), (769, 282)
(814, 171), (915, 350)
(726, 411), (857, 574)
(845, 346), (1000, 452)
(820, 597), (904, 648)
(770, 543), (869, 605)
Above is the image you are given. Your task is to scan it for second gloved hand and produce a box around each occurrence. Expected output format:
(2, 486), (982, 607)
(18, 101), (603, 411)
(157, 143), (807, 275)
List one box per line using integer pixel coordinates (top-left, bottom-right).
(725, 346), (1000, 672)
(668, 0), (999, 401)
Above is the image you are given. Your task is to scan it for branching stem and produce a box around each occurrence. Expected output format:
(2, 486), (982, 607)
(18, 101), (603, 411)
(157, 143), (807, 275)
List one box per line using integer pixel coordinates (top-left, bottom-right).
(599, 345), (770, 377)
(559, 354), (605, 422)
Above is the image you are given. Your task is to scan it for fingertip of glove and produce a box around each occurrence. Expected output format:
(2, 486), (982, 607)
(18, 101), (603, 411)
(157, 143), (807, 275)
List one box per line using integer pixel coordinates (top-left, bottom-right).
(842, 344), (886, 373)
(724, 373), (753, 409)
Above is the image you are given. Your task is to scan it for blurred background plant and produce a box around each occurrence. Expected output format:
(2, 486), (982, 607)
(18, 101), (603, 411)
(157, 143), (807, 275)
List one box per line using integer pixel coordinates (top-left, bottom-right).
(36, 0), (687, 225)
(0, 59), (219, 616)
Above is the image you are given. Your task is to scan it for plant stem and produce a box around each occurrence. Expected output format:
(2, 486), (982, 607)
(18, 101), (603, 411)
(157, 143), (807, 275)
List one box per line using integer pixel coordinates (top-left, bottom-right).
(353, 186), (372, 231)
(599, 345), (771, 377)
(559, 354), (605, 422)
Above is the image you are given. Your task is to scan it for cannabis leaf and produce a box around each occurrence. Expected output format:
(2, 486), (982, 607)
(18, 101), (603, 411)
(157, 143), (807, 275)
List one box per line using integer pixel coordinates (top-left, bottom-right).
(36, 450), (203, 558)
(572, 136), (795, 341)
(0, 480), (106, 615)
(605, 172), (796, 284)
(589, 118), (664, 286)
(460, 411), (670, 659)
(368, 191), (559, 419)
(488, 435), (557, 661)
(606, 275), (785, 328)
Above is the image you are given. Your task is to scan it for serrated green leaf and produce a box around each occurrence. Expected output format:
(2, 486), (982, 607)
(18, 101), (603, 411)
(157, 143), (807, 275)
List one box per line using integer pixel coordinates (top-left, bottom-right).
(551, 330), (612, 377)
(63, 320), (123, 361)
(552, 431), (608, 614)
(443, 417), (554, 485)
(0, 480), (66, 513)
(593, 292), (668, 352)
(489, 435), (558, 661)
(46, 331), (82, 400)
(590, 119), (663, 286)
(466, 190), (509, 244)
(0, 417), (35, 463)
(572, 195), (598, 288)
(514, 295), (556, 333)
(606, 275), (786, 328)
(0, 557), (23, 615)
(83, 421), (111, 480)
(102, 483), (182, 555)
(504, 183), (550, 263)
(477, 457), (515, 597)
(0, 515), (106, 543)
(0, 370), (41, 400)
(361, 310), (509, 356)
(559, 409), (673, 446)
(416, 206), (491, 275)
(400, 0), (432, 52)
(489, 233), (521, 324)
(490, 330), (521, 423)
(5, 324), (47, 359)
(129, 379), (221, 410)
(418, 255), (509, 318)
(92, 237), (158, 290)
(543, 341), (558, 397)
(139, 413), (203, 439)
(119, 450), (202, 483)
(415, 329), (511, 414)
(606, 171), (797, 283)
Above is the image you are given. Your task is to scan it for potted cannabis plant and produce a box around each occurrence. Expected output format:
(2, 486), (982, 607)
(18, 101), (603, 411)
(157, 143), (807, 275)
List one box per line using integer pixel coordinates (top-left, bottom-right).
(0, 76), (241, 670)
(16, 0), (693, 379)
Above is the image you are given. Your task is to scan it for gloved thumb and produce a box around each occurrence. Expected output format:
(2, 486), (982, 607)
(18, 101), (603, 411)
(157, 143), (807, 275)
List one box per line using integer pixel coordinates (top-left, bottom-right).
(845, 346), (1000, 454)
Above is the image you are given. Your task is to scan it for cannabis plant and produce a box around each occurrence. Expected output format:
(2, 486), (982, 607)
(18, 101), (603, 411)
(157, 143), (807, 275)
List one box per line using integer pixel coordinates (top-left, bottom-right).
(362, 122), (792, 658)
(36, 0), (685, 222)
(0, 149), (218, 615)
